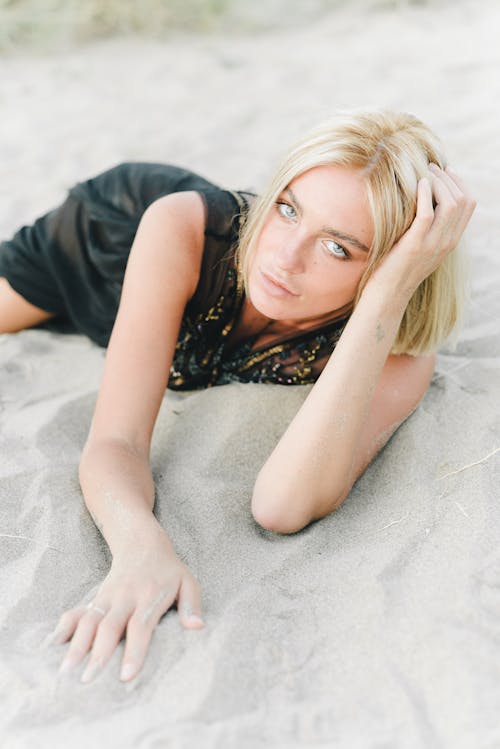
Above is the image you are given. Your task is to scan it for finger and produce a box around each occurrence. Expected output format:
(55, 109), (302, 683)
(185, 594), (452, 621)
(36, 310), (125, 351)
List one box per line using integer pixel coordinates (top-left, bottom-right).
(443, 165), (472, 196)
(430, 172), (477, 254)
(416, 176), (433, 215)
(444, 166), (477, 234)
(409, 177), (435, 238)
(428, 173), (460, 238)
(119, 588), (178, 682)
(430, 164), (477, 234)
(177, 574), (205, 629)
(80, 604), (132, 684)
(59, 605), (109, 674)
(51, 604), (89, 645)
(428, 163), (464, 202)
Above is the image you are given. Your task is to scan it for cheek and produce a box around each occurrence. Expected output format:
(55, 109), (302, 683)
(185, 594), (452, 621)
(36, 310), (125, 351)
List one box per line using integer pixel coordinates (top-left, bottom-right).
(253, 223), (274, 253)
(319, 259), (366, 286)
(248, 226), (274, 272)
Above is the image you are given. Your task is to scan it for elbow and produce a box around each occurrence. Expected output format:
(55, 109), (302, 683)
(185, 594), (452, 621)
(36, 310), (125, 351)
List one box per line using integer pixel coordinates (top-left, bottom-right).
(250, 475), (303, 534)
(251, 501), (309, 535)
(79, 438), (98, 477)
(251, 474), (348, 535)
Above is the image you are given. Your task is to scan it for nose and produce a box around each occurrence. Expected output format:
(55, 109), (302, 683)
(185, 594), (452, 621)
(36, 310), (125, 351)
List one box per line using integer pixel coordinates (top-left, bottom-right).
(273, 235), (307, 274)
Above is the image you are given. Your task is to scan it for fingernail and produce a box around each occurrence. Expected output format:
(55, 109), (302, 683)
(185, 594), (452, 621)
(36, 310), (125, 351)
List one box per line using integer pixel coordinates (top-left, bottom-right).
(187, 615), (205, 627)
(59, 657), (77, 675)
(81, 661), (101, 684)
(53, 629), (68, 645)
(120, 663), (136, 681)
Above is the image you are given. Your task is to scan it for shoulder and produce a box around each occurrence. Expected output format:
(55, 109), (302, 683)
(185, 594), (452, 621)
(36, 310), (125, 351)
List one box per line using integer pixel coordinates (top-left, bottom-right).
(145, 190), (206, 228)
(138, 191), (207, 299)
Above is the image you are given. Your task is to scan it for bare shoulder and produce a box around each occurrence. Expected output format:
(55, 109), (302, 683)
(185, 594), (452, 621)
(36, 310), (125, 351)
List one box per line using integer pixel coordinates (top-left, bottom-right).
(145, 189), (206, 246)
(138, 190), (207, 299)
(147, 189), (206, 224)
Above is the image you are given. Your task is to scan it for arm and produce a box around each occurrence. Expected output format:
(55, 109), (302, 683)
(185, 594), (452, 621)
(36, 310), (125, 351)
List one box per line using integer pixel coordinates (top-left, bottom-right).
(252, 165), (476, 534)
(78, 189), (205, 557)
(53, 190), (207, 682)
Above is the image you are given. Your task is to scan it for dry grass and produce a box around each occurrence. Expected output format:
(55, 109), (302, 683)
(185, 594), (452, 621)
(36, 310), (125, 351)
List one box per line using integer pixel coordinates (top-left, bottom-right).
(0, 0), (230, 52)
(0, 0), (440, 54)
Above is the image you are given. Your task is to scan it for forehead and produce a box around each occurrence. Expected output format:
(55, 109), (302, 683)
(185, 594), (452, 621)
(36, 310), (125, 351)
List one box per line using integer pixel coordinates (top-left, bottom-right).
(286, 164), (374, 244)
(288, 164), (368, 205)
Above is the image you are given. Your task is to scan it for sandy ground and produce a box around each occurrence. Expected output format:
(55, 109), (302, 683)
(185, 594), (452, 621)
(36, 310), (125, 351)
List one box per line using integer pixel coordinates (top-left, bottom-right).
(1, 1), (499, 747)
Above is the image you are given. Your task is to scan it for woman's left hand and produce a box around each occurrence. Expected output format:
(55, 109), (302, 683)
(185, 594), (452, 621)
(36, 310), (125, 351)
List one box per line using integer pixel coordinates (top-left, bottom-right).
(372, 163), (476, 295)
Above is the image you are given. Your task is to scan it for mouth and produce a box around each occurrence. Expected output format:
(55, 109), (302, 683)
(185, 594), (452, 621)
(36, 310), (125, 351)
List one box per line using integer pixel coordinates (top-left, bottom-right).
(260, 269), (298, 297)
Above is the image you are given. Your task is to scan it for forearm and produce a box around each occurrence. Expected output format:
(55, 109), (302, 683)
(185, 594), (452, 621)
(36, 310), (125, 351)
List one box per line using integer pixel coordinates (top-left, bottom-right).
(254, 277), (412, 522)
(79, 438), (175, 558)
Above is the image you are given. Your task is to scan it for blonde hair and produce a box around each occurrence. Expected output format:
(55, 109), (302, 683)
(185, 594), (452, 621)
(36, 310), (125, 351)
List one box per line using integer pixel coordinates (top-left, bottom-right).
(236, 109), (466, 355)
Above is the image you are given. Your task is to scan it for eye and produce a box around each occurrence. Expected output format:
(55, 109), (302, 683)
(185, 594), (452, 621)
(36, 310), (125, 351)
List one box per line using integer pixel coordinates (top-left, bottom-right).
(323, 240), (349, 259)
(276, 201), (297, 220)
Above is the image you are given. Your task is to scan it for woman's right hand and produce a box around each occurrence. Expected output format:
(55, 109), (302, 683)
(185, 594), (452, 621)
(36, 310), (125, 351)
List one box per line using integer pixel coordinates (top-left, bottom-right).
(51, 531), (205, 684)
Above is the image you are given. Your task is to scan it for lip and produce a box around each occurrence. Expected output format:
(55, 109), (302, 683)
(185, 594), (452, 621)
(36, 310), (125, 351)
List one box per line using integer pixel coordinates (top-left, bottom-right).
(260, 269), (298, 297)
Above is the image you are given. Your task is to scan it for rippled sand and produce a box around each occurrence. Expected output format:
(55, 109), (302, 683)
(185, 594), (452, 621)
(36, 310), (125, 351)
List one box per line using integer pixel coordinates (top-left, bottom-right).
(1, 1), (499, 746)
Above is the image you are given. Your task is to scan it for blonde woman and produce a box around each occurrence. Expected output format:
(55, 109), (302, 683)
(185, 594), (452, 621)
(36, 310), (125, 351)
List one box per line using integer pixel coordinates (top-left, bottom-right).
(0, 110), (476, 684)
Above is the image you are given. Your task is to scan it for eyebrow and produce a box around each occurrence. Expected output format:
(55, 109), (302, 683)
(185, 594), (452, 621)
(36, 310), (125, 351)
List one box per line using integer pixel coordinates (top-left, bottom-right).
(284, 187), (371, 254)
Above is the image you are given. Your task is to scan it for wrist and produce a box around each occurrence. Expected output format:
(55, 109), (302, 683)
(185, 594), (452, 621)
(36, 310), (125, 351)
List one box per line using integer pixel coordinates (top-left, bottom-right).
(112, 523), (176, 563)
(362, 265), (416, 314)
(97, 505), (174, 560)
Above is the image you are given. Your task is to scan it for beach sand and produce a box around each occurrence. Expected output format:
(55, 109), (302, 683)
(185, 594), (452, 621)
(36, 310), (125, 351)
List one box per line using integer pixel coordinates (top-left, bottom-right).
(1, 1), (499, 746)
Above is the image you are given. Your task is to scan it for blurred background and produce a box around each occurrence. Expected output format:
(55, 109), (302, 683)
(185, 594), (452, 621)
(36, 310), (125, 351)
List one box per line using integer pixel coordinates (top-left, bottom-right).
(0, 0), (446, 53)
(0, 0), (497, 268)
(0, 5), (499, 745)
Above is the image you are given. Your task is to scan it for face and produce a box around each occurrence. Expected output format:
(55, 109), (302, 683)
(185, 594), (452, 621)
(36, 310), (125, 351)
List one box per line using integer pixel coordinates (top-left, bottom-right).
(247, 165), (374, 329)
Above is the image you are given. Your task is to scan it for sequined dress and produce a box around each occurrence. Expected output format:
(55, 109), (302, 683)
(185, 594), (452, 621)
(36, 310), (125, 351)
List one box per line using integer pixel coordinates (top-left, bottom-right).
(0, 162), (350, 390)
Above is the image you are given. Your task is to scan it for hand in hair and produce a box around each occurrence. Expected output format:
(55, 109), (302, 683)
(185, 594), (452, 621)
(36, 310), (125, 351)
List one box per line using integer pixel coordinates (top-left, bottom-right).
(371, 163), (476, 298)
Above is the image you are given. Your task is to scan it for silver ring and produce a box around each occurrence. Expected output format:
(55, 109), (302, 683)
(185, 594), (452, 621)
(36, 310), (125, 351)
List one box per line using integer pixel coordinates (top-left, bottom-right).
(86, 602), (107, 616)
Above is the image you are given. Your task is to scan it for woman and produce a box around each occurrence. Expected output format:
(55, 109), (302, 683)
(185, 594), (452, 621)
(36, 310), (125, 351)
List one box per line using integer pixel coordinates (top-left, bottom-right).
(0, 109), (475, 684)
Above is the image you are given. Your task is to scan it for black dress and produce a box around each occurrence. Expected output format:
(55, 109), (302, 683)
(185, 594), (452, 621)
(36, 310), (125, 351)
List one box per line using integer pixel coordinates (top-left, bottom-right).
(0, 163), (350, 390)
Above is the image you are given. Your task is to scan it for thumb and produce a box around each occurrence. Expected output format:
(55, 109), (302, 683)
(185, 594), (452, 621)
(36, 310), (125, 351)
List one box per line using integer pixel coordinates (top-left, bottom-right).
(177, 574), (205, 629)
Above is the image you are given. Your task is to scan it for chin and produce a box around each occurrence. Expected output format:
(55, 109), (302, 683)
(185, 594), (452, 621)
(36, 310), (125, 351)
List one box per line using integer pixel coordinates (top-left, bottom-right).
(248, 288), (293, 320)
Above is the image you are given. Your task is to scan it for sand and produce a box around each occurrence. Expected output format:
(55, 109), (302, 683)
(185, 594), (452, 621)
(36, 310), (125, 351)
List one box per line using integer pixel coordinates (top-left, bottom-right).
(1, 1), (499, 747)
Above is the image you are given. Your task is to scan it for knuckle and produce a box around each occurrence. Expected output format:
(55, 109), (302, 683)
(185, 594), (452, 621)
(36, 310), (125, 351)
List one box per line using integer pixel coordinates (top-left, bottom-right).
(88, 654), (107, 671)
(135, 592), (173, 627)
(82, 609), (102, 622)
(142, 581), (163, 599)
(444, 197), (458, 212)
(99, 616), (124, 634)
(417, 212), (433, 227)
(133, 607), (154, 625)
(130, 610), (154, 631)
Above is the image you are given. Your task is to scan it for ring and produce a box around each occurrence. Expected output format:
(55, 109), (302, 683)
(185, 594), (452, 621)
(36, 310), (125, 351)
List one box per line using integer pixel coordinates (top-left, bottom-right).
(86, 602), (107, 616)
